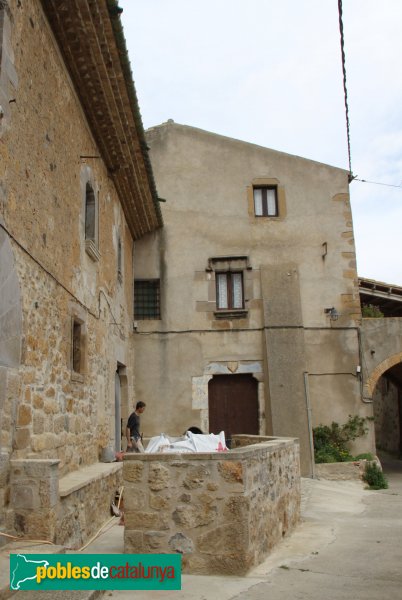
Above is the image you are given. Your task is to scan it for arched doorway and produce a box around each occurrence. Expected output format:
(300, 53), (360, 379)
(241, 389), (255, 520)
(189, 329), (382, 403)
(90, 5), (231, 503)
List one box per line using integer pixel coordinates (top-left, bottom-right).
(208, 374), (259, 445)
(373, 364), (402, 457)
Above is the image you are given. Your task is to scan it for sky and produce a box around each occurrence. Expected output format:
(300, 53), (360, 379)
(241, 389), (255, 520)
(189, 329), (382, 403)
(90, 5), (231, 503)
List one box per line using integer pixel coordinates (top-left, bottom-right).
(120, 0), (402, 286)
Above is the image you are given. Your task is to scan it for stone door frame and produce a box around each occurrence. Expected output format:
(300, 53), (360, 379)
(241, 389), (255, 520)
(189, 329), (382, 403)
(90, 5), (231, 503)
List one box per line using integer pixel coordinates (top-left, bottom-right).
(191, 361), (265, 435)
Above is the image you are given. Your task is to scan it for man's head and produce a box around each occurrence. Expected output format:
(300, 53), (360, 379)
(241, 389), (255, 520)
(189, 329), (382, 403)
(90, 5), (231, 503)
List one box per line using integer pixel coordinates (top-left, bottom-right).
(136, 401), (146, 413)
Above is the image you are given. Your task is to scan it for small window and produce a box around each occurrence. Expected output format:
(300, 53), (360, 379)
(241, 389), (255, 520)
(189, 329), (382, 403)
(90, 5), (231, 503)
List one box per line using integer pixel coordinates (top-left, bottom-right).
(85, 183), (96, 241)
(216, 272), (244, 310)
(117, 237), (123, 283)
(134, 279), (160, 319)
(72, 319), (82, 373)
(253, 186), (278, 217)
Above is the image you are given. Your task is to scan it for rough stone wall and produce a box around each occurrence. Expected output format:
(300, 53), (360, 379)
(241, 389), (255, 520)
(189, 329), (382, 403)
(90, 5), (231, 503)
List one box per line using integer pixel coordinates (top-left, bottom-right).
(0, 0), (137, 535)
(123, 437), (300, 575)
(57, 468), (123, 549)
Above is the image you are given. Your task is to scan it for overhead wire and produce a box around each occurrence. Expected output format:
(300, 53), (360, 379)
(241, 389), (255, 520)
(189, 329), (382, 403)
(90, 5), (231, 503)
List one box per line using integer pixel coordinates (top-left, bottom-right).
(338, 2), (401, 192)
(338, 0), (353, 181)
(353, 178), (402, 189)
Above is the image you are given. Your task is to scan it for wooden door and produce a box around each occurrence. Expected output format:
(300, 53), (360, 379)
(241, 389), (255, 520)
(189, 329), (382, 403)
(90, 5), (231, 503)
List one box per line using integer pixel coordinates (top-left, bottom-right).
(208, 374), (259, 445)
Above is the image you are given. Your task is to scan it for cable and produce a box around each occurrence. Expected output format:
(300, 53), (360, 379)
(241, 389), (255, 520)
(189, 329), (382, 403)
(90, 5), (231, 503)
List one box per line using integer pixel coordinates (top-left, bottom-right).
(353, 178), (402, 189)
(338, 0), (353, 179)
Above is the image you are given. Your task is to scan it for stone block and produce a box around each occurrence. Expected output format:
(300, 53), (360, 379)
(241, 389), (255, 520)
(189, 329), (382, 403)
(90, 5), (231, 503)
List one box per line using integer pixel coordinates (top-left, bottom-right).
(144, 531), (167, 551)
(197, 523), (248, 557)
(124, 529), (144, 553)
(148, 462), (170, 491)
(149, 491), (171, 510)
(172, 502), (216, 528)
(122, 488), (146, 511)
(11, 484), (40, 510)
(13, 428), (30, 449)
(124, 510), (169, 531)
(183, 465), (210, 489)
(0, 452), (9, 487)
(217, 460), (244, 484)
(168, 532), (194, 554)
(17, 403), (32, 426)
(123, 461), (144, 482)
(223, 495), (250, 520)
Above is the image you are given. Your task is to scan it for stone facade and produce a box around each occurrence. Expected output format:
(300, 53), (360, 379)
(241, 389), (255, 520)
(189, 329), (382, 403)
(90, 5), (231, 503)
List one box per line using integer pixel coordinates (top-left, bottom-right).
(0, 0), (161, 541)
(133, 121), (369, 476)
(124, 436), (300, 575)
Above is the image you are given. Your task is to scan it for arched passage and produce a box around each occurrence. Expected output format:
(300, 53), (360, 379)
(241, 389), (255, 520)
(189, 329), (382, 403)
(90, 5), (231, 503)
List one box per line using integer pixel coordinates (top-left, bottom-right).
(372, 363), (402, 457)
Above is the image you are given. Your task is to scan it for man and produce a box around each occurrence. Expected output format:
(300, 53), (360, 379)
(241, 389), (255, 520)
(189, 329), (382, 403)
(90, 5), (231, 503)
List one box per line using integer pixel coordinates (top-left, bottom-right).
(126, 401), (146, 452)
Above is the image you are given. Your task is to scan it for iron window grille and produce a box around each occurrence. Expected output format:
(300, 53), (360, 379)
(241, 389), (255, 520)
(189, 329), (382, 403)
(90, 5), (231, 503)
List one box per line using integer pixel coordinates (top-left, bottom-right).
(134, 279), (161, 319)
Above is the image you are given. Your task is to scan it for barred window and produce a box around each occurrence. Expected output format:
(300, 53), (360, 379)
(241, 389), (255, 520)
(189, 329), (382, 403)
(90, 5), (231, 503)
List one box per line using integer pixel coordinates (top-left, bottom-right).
(134, 279), (160, 319)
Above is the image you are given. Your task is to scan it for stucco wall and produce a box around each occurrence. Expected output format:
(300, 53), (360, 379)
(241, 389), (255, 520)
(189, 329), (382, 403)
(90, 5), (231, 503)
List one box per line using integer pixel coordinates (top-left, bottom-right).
(124, 436), (300, 575)
(134, 122), (363, 475)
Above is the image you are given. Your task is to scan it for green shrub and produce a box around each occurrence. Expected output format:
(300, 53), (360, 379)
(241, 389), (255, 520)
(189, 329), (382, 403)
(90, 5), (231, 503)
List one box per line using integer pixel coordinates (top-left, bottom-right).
(354, 452), (374, 461)
(361, 304), (384, 318)
(313, 415), (369, 464)
(363, 462), (388, 490)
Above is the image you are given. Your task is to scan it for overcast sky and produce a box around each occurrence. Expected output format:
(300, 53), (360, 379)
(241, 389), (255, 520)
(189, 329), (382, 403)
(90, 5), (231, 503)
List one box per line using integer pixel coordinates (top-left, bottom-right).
(120, 0), (402, 286)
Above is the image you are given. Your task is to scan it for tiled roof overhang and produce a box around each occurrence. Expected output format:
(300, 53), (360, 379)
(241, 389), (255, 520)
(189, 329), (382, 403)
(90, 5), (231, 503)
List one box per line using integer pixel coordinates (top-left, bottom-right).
(359, 277), (402, 317)
(40, 0), (163, 239)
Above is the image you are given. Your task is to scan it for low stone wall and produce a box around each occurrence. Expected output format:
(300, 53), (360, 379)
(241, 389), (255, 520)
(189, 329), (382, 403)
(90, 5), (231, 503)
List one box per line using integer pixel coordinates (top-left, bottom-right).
(315, 458), (381, 481)
(58, 463), (123, 548)
(9, 459), (123, 548)
(123, 436), (300, 575)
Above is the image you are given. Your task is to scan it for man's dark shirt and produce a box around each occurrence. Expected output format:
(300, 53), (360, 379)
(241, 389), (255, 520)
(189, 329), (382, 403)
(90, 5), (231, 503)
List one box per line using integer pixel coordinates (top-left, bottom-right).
(127, 411), (141, 441)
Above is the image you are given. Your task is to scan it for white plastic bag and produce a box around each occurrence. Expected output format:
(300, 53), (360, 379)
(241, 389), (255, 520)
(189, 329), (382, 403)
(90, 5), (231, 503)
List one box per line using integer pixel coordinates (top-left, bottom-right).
(186, 430), (228, 453)
(145, 431), (228, 454)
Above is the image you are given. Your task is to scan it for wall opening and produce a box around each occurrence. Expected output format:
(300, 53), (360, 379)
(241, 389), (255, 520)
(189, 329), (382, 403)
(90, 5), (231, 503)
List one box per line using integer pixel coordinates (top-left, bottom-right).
(372, 363), (402, 458)
(208, 374), (259, 447)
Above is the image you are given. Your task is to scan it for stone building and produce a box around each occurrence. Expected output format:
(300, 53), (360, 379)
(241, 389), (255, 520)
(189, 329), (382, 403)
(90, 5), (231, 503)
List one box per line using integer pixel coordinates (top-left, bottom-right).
(0, 0), (161, 545)
(359, 277), (402, 458)
(133, 121), (372, 476)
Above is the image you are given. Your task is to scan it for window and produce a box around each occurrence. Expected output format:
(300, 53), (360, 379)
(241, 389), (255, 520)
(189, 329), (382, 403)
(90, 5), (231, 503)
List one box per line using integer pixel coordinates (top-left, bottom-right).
(117, 237), (123, 283)
(85, 183), (96, 241)
(84, 180), (100, 261)
(71, 312), (86, 381)
(72, 321), (81, 373)
(253, 186), (278, 217)
(216, 272), (244, 310)
(134, 279), (160, 319)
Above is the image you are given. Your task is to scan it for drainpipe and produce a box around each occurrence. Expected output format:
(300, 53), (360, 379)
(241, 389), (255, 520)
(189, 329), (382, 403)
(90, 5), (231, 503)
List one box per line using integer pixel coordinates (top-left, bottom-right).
(303, 372), (316, 479)
(357, 327), (373, 403)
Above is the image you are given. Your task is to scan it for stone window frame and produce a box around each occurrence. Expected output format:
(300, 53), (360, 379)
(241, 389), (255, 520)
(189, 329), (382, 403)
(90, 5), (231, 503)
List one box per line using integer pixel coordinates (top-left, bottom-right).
(70, 313), (87, 383)
(247, 178), (287, 221)
(81, 166), (100, 262)
(207, 256), (251, 320)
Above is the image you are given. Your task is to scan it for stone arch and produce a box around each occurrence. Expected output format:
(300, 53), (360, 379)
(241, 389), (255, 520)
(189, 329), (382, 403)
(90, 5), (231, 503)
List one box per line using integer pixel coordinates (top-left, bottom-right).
(365, 353), (402, 399)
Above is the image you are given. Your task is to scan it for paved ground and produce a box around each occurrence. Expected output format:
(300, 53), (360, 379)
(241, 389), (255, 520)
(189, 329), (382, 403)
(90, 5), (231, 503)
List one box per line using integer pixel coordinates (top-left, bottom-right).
(90, 457), (402, 600)
(3, 458), (402, 600)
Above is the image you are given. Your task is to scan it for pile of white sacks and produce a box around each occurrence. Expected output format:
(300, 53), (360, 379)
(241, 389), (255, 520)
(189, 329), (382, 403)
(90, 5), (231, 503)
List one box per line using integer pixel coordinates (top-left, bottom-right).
(145, 430), (228, 453)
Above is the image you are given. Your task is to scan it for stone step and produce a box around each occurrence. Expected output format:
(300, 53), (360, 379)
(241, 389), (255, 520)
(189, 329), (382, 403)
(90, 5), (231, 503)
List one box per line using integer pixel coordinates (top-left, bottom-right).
(0, 536), (65, 600)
